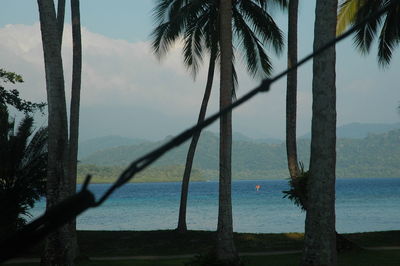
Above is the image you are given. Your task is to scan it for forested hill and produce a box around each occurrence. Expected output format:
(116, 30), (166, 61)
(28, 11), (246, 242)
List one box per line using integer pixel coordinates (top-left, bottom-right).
(79, 130), (400, 181)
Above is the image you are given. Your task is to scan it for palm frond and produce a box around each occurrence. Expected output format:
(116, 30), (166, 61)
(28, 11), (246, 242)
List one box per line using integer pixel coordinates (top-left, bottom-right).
(152, 0), (284, 85)
(183, 10), (211, 77)
(377, 2), (400, 66)
(237, 0), (284, 55)
(352, 0), (383, 54)
(0, 108), (47, 230)
(152, 0), (174, 25)
(151, 0), (208, 59)
(252, 0), (288, 12)
(337, 0), (365, 35)
(233, 8), (272, 77)
(255, 41), (273, 77)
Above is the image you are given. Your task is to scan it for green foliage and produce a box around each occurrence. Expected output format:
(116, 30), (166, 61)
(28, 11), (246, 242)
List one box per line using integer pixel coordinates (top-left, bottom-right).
(77, 164), (205, 183)
(0, 106), (47, 233)
(81, 130), (400, 180)
(185, 249), (244, 266)
(282, 163), (309, 211)
(151, 0), (286, 81)
(0, 69), (45, 113)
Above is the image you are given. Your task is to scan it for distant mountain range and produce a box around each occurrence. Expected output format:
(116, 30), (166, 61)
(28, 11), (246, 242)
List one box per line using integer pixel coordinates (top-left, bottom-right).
(300, 122), (400, 139)
(78, 135), (148, 158)
(79, 122), (400, 160)
(79, 126), (400, 180)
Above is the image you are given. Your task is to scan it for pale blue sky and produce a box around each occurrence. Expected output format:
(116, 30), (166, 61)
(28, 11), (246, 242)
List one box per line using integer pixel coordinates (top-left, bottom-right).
(1, 1), (399, 140)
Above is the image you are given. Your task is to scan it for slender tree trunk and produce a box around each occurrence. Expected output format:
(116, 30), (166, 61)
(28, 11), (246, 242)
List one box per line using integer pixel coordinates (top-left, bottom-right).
(177, 54), (216, 233)
(56, 0), (65, 47)
(67, 0), (82, 260)
(301, 1), (338, 266)
(216, 0), (239, 264)
(286, 0), (300, 179)
(37, 0), (74, 265)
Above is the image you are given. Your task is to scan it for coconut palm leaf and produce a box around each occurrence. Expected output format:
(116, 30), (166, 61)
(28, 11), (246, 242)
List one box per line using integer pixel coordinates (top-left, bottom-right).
(337, 0), (400, 66)
(151, 0), (285, 77)
(0, 107), (47, 232)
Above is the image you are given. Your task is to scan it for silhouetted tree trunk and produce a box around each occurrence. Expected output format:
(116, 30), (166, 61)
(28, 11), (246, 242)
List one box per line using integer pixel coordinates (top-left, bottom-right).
(56, 0), (65, 46)
(301, 1), (338, 266)
(37, 0), (73, 265)
(38, 0), (83, 264)
(216, 0), (239, 264)
(286, 0), (300, 179)
(177, 53), (216, 233)
(67, 0), (82, 260)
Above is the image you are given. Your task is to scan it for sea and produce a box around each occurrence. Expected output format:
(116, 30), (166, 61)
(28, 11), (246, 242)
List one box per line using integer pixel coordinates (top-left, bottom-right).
(29, 178), (400, 233)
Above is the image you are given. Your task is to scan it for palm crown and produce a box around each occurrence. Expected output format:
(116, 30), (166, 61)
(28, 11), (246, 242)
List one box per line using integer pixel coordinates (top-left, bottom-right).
(337, 0), (400, 66)
(151, 0), (286, 79)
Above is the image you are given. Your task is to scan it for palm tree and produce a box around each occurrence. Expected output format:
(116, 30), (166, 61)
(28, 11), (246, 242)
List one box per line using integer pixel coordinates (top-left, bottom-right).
(151, 0), (286, 233)
(0, 105), (47, 235)
(286, 0), (300, 179)
(67, 0), (83, 260)
(217, 0), (238, 262)
(37, 2), (71, 264)
(37, 0), (83, 264)
(337, 0), (400, 66)
(301, 0), (338, 265)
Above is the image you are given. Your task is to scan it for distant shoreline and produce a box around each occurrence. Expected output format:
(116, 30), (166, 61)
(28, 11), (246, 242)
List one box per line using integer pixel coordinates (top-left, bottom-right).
(76, 176), (400, 185)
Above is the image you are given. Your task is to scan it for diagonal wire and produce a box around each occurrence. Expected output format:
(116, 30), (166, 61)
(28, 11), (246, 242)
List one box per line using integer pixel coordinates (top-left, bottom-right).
(0, 0), (397, 262)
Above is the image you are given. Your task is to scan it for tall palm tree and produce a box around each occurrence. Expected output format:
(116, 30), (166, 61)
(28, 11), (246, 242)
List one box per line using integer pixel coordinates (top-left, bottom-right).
(217, 0), (238, 262)
(337, 0), (400, 66)
(151, 0), (286, 233)
(301, 0), (338, 265)
(0, 106), (47, 235)
(37, 0), (83, 264)
(37, 1), (70, 264)
(286, 0), (300, 179)
(68, 0), (83, 260)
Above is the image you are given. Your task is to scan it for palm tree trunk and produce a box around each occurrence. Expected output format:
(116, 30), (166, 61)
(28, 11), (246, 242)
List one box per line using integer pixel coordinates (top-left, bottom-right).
(37, 0), (74, 265)
(177, 54), (216, 233)
(216, 0), (239, 263)
(286, 0), (300, 179)
(56, 0), (65, 47)
(301, 0), (338, 265)
(67, 0), (82, 260)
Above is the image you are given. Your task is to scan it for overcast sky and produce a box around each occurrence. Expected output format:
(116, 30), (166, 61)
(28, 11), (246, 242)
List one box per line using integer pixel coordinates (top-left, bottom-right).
(1, 0), (399, 141)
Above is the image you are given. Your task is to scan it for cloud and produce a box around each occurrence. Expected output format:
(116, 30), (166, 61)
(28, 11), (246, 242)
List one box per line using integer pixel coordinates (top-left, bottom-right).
(0, 23), (287, 139)
(1, 23), (399, 141)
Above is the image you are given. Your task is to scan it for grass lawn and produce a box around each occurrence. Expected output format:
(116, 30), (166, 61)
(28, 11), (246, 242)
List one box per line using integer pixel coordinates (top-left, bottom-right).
(6, 250), (400, 266)
(6, 230), (400, 265)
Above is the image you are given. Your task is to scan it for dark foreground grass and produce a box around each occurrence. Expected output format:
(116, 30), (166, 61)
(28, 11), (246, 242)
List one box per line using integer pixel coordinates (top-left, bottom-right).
(6, 250), (400, 266)
(7, 230), (400, 265)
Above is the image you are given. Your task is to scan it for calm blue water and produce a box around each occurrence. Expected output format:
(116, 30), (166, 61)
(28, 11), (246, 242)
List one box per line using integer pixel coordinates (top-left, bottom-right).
(30, 178), (400, 233)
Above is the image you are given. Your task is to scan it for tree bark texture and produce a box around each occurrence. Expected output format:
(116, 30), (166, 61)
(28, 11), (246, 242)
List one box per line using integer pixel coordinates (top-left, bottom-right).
(301, 0), (338, 266)
(56, 0), (65, 47)
(67, 0), (82, 260)
(37, 0), (74, 265)
(177, 54), (216, 233)
(217, 0), (239, 264)
(286, 0), (300, 179)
